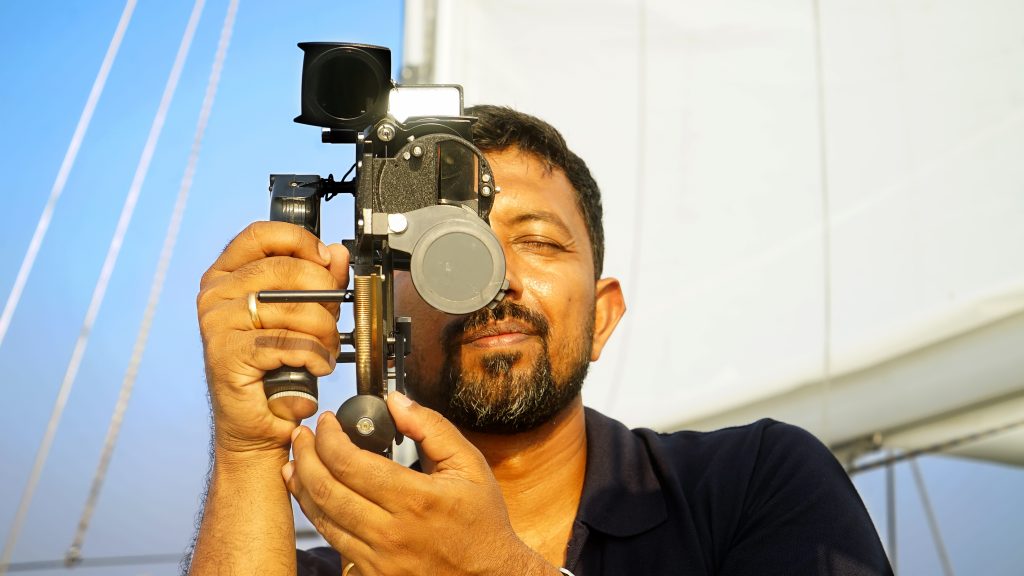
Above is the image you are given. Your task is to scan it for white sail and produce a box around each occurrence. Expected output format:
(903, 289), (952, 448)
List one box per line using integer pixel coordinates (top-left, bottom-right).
(404, 0), (1024, 466)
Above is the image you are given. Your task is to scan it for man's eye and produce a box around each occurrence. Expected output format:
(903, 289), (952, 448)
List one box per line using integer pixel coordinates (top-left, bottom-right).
(519, 239), (562, 252)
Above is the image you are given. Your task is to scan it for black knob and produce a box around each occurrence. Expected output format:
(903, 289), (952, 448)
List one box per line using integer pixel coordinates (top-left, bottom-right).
(337, 395), (396, 454)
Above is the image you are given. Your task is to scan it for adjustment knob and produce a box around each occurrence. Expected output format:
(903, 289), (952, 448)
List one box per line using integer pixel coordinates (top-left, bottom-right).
(337, 395), (396, 454)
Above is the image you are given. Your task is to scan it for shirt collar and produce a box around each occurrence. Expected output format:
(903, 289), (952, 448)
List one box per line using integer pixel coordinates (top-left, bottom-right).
(577, 407), (668, 537)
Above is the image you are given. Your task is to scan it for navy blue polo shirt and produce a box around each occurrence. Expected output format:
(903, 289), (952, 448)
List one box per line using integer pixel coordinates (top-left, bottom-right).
(297, 408), (893, 575)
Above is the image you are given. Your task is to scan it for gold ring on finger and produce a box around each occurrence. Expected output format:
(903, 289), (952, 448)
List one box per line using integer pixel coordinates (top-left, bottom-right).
(342, 562), (358, 576)
(247, 292), (263, 329)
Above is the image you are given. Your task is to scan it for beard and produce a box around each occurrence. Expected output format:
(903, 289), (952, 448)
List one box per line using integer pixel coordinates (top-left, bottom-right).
(415, 300), (593, 434)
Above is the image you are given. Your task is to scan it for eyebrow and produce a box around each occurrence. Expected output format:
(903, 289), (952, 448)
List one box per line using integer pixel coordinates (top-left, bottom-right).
(505, 211), (574, 237)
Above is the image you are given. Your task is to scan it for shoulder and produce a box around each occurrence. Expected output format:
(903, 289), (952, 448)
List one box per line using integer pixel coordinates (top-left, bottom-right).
(583, 411), (823, 532)
(586, 409), (840, 489)
(626, 416), (832, 493)
(589, 411), (890, 574)
(636, 416), (824, 458)
(633, 418), (890, 575)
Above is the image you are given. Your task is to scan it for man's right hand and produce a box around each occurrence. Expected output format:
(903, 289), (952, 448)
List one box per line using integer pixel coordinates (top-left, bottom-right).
(196, 221), (349, 456)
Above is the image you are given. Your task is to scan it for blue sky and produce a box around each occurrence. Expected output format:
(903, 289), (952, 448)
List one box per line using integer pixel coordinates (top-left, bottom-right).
(0, 1), (1022, 575)
(0, 2), (401, 574)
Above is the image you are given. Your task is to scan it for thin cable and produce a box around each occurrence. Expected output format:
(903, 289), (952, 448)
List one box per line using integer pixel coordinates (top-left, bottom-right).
(0, 2), (206, 573)
(910, 459), (955, 576)
(65, 0), (238, 564)
(811, 0), (834, 444)
(0, 0), (136, 351)
(886, 455), (897, 572)
(606, 0), (647, 409)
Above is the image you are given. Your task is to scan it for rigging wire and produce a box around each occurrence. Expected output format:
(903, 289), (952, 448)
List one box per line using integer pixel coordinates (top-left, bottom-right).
(811, 0), (834, 445)
(886, 453), (897, 572)
(851, 418), (1024, 570)
(0, 1), (207, 573)
(0, 0), (137, 351)
(64, 0), (239, 565)
(910, 458), (956, 576)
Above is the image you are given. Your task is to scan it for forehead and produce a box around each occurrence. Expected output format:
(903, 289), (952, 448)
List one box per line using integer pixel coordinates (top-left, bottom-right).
(484, 148), (586, 234)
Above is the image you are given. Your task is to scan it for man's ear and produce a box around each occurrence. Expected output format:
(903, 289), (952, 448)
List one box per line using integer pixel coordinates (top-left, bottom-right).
(590, 277), (626, 362)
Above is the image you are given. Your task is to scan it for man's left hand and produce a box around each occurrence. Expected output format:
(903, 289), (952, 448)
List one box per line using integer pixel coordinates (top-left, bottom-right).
(284, 392), (554, 576)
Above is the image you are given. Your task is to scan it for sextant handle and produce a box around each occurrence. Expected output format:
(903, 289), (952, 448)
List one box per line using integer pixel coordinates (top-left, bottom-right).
(264, 367), (320, 421)
(265, 175), (326, 420)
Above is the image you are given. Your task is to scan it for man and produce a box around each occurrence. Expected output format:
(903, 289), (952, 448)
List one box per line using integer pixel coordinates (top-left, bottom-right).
(188, 106), (893, 575)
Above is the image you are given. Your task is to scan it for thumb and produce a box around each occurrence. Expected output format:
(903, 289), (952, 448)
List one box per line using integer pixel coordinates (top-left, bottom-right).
(388, 392), (486, 476)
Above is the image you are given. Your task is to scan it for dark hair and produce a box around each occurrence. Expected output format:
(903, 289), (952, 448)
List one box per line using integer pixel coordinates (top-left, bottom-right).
(465, 105), (605, 278)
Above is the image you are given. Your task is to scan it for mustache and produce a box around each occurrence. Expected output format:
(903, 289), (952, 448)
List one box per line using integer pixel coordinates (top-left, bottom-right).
(441, 300), (550, 351)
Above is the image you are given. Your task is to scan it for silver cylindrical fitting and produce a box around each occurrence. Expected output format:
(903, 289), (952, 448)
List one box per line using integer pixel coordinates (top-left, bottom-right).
(376, 123), (397, 142)
(356, 417), (376, 436)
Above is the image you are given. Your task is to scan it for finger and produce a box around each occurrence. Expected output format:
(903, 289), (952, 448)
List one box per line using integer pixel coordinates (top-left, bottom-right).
(387, 392), (487, 476)
(204, 297), (340, 350)
(209, 255), (342, 297)
(199, 256), (345, 318)
(209, 221), (330, 275)
(281, 443), (374, 564)
(325, 243), (350, 286)
(287, 426), (388, 544)
(312, 412), (426, 512)
(289, 501), (377, 576)
(222, 328), (337, 377)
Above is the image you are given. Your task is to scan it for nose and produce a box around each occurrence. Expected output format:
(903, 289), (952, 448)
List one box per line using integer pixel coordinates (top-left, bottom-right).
(499, 248), (524, 302)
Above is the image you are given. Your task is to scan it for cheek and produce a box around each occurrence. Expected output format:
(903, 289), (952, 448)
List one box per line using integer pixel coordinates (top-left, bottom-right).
(522, 263), (587, 312)
(521, 273), (556, 304)
(530, 278), (592, 344)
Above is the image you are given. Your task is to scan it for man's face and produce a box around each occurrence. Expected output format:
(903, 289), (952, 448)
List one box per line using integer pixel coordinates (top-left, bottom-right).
(396, 148), (602, 433)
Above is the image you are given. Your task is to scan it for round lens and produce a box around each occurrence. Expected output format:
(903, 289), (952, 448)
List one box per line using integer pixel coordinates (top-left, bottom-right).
(418, 231), (493, 304)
